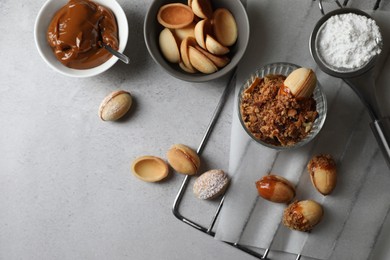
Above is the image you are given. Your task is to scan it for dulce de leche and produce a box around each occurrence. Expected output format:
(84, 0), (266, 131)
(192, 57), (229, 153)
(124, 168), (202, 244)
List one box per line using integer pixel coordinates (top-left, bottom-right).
(47, 0), (119, 69)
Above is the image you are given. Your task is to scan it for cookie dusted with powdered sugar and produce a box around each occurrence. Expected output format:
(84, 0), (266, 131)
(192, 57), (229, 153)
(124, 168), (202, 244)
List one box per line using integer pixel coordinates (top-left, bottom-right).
(193, 169), (229, 200)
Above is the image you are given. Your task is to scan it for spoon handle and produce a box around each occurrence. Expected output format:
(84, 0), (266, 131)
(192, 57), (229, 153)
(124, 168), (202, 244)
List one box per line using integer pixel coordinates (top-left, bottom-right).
(103, 43), (130, 64)
(343, 77), (390, 169)
(370, 118), (390, 169)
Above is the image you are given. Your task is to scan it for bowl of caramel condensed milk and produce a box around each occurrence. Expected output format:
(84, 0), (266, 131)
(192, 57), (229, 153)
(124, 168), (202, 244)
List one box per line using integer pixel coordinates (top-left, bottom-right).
(34, 0), (128, 77)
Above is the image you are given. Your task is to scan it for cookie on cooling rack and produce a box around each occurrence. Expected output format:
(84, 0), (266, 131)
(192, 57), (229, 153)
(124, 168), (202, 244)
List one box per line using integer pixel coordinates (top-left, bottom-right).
(193, 169), (229, 200)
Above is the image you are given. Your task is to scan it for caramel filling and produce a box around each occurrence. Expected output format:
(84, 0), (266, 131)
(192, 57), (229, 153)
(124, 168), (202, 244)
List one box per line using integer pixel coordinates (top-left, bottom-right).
(47, 0), (119, 69)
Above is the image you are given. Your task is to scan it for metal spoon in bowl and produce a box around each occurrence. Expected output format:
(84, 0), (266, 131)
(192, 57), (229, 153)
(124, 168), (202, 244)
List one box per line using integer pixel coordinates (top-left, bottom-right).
(310, 4), (390, 168)
(102, 42), (130, 64)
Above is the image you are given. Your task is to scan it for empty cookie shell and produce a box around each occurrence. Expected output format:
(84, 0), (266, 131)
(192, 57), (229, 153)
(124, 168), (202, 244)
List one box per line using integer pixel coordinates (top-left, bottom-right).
(193, 169), (229, 199)
(157, 3), (194, 29)
(159, 28), (180, 63)
(194, 19), (212, 49)
(188, 46), (218, 74)
(132, 156), (169, 182)
(174, 23), (196, 42)
(180, 37), (198, 71)
(179, 62), (197, 73)
(195, 45), (230, 68)
(205, 35), (230, 55)
(167, 144), (200, 175)
(213, 8), (238, 46)
(191, 0), (213, 19)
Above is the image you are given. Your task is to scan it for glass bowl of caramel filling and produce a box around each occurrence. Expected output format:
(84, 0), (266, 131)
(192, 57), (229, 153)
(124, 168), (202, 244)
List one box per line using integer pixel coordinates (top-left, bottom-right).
(238, 62), (327, 150)
(34, 0), (128, 77)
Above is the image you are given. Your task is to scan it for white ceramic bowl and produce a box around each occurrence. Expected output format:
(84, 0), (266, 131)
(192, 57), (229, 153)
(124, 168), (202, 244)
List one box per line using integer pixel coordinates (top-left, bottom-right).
(144, 0), (250, 82)
(34, 0), (129, 78)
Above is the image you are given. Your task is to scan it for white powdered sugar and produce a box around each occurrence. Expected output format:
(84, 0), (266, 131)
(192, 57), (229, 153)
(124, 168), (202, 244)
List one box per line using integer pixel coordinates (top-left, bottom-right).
(318, 13), (382, 70)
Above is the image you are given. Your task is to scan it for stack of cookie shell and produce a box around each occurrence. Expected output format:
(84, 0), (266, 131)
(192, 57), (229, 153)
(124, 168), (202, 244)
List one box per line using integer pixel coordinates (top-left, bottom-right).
(157, 0), (238, 74)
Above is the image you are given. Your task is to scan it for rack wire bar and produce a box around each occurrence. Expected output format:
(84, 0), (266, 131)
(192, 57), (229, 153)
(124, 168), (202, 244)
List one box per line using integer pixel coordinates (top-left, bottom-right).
(374, 0), (382, 10)
(318, 0), (381, 14)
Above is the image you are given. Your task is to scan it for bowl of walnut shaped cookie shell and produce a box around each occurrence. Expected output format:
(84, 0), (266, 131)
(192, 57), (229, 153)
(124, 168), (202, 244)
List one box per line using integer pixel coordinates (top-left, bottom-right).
(144, 0), (250, 82)
(238, 62), (327, 150)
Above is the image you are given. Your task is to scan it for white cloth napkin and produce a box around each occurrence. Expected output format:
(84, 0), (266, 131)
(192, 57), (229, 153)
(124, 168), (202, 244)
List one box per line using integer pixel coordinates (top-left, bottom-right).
(214, 1), (390, 259)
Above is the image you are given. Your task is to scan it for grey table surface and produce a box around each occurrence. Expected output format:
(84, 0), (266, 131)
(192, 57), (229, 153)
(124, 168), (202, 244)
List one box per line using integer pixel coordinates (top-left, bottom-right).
(1, 0), (390, 260)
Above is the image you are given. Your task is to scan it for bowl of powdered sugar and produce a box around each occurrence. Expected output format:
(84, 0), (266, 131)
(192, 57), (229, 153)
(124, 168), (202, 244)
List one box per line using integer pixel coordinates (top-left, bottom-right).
(310, 8), (383, 78)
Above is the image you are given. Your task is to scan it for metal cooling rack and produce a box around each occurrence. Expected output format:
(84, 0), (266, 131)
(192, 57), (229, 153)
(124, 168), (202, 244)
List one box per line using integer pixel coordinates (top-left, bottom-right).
(171, 1), (384, 259)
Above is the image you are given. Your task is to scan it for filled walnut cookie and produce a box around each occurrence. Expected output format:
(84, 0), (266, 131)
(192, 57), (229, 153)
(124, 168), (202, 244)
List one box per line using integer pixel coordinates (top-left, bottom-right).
(193, 169), (229, 199)
(283, 200), (324, 232)
(167, 144), (200, 175)
(307, 154), (337, 195)
(256, 174), (295, 204)
(99, 90), (132, 121)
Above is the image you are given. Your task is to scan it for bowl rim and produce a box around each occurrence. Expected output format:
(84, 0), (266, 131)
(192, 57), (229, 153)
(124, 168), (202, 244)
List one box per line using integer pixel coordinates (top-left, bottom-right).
(34, 0), (129, 78)
(310, 8), (380, 78)
(143, 0), (250, 82)
(237, 62), (328, 150)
